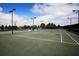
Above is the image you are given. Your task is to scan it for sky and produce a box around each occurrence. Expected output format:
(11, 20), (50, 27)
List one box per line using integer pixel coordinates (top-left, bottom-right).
(0, 3), (79, 26)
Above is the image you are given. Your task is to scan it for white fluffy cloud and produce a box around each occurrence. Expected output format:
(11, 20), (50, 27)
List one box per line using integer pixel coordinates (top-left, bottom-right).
(0, 13), (30, 26)
(34, 15), (53, 25)
(0, 7), (31, 26)
(0, 4), (79, 26)
(31, 3), (79, 26)
(31, 3), (79, 16)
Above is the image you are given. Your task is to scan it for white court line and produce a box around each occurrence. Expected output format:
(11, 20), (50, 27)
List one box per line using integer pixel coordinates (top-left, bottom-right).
(60, 30), (63, 43)
(15, 35), (77, 45)
(64, 30), (79, 46)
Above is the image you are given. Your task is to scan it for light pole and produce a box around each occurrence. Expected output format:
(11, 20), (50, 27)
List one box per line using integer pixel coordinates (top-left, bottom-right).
(9, 8), (16, 34)
(68, 16), (72, 30)
(14, 21), (17, 26)
(73, 10), (79, 24)
(31, 17), (36, 26)
(68, 16), (72, 25)
(31, 17), (36, 30)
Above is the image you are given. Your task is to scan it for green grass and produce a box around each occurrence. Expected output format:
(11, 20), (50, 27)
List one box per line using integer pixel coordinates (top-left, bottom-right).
(0, 29), (79, 56)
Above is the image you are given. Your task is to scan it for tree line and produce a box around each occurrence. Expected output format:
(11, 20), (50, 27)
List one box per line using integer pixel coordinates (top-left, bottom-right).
(40, 23), (60, 29)
(0, 23), (60, 31)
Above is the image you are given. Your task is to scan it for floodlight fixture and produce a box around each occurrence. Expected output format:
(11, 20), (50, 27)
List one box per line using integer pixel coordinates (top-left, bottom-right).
(73, 10), (79, 24)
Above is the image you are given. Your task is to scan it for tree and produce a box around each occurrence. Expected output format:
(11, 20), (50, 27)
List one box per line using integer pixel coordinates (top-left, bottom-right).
(0, 25), (4, 31)
(13, 26), (18, 30)
(46, 23), (56, 29)
(57, 24), (61, 28)
(40, 23), (46, 29)
(52, 23), (56, 28)
(5, 25), (8, 31)
(8, 25), (11, 30)
(46, 23), (51, 29)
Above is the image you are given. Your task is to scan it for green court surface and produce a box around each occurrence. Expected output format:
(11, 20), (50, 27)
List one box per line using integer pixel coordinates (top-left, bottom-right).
(0, 29), (79, 56)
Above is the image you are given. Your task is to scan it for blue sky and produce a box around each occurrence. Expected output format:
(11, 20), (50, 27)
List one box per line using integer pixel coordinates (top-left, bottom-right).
(0, 3), (37, 18)
(0, 3), (79, 26)
(0, 3), (33, 14)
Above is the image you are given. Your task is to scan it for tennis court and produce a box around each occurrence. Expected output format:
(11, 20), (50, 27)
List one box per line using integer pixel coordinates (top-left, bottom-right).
(0, 29), (79, 56)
